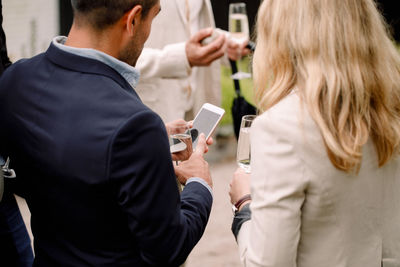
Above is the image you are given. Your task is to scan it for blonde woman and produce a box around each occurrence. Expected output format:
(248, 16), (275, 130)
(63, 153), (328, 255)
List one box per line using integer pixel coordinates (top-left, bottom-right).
(229, 0), (400, 266)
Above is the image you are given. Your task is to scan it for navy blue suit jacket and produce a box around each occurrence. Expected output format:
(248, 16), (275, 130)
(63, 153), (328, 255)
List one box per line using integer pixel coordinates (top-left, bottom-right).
(0, 43), (212, 266)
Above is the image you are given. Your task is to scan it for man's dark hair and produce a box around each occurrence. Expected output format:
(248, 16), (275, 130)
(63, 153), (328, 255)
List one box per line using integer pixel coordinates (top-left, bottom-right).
(71, 0), (158, 30)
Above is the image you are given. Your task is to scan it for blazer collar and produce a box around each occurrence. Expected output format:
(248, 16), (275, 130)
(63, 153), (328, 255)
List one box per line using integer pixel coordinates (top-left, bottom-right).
(45, 42), (139, 98)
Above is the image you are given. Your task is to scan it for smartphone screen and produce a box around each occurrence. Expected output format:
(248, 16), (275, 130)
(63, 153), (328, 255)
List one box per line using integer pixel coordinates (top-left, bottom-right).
(192, 108), (223, 148)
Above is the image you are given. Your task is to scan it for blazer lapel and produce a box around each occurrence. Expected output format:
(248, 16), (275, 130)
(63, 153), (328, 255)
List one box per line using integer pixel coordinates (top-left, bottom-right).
(204, 0), (215, 28)
(174, 0), (188, 26)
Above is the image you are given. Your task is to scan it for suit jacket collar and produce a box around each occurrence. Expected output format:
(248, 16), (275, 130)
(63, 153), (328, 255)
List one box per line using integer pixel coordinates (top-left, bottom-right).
(45, 42), (139, 98)
(52, 36), (140, 89)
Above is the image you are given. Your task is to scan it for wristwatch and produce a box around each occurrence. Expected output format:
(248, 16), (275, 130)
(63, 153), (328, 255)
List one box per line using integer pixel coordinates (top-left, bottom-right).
(232, 194), (252, 215)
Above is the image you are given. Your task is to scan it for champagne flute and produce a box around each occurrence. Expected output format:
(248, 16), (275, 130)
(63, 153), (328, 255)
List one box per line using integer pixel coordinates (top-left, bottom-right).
(236, 115), (256, 173)
(168, 122), (192, 192)
(229, 2), (251, 80)
(168, 122), (193, 165)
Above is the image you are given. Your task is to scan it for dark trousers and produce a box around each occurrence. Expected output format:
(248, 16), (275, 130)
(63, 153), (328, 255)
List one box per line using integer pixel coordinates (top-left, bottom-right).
(0, 190), (34, 267)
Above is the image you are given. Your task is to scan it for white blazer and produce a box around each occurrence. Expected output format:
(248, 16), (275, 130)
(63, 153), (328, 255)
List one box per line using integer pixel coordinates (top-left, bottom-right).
(135, 0), (221, 122)
(237, 91), (400, 267)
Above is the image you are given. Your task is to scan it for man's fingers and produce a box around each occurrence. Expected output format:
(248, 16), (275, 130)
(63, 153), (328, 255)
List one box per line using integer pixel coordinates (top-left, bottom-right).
(194, 133), (207, 156)
(198, 35), (226, 65)
(202, 47), (225, 66)
(239, 41), (249, 50)
(192, 27), (213, 43)
(201, 34), (225, 56)
(242, 48), (251, 56)
(228, 41), (239, 50)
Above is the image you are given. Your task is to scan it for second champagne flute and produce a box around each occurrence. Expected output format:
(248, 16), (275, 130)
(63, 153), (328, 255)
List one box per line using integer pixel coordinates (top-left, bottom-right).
(229, 2), (251, 80)
(236, 115), (256, 173)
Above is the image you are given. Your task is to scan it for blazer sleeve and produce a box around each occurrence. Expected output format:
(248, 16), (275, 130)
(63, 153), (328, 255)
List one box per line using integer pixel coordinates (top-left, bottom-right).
(136, 43), (191, 81)
(237, 111), (308, 267)
(108, 109), (212, 266)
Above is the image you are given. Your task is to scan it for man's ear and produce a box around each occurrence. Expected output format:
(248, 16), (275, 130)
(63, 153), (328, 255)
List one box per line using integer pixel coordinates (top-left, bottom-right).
(126, 5), (143, 35)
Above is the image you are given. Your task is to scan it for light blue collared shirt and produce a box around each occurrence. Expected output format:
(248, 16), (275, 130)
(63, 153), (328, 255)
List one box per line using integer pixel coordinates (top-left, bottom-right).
(51, 36), (213, 197)
(52, 36), (140, 89)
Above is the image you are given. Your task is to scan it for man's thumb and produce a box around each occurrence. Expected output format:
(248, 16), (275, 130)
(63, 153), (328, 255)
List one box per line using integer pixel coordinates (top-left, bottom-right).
(194, 133), (207, 156)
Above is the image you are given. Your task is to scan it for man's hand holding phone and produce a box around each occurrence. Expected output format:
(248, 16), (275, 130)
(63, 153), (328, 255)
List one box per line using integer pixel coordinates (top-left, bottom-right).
(166, 119), (214, 162)
(174, 133), (213, 188)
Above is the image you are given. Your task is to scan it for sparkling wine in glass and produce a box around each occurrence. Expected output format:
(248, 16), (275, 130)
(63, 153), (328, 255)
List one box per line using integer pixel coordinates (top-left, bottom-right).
(229, 2), (251, 80)
(169, 122), (193, 163)
(236, 115), (256, 173)
(168, 122), (192, 192)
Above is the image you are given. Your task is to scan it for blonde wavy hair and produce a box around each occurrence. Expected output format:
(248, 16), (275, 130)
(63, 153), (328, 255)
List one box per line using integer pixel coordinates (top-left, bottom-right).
(253, 0), (400, 172)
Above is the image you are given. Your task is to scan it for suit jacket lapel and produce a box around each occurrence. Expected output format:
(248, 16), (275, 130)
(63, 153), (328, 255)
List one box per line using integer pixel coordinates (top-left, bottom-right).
(204, 0), (215, 27)
(174, 0), (188, 27)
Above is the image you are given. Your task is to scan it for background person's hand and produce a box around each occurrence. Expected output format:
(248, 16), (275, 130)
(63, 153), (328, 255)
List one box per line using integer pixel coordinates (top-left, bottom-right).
(227, 39), (251, 61)
(186, 28), (226, 67)
(229, 168), (251, 208)
(174, 134), (212, 187)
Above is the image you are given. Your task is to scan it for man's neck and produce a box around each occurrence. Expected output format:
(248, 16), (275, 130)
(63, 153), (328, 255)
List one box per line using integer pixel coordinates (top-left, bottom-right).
(64, 25), (121, 59)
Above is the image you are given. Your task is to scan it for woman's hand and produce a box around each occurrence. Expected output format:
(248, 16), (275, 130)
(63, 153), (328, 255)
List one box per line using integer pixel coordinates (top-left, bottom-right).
(229, 168), (251, 209)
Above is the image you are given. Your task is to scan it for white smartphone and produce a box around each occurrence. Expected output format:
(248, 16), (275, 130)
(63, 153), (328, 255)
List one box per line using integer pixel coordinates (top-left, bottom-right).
(191, 103), (225, 149)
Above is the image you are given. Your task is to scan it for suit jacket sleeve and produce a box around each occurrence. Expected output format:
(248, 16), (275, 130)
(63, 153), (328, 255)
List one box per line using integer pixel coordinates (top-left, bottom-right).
(136, 43), (191, 81)
(109, 109), (212, 266)
(237, 111), (308, 267)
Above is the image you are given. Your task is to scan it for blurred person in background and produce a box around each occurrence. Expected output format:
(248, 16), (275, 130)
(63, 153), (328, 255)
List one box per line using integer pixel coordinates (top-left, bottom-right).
(135, 0), (225, 123)
(0, 0), (34, 266)
(135, 0), (249, 123)
(229, 0), (400, 266)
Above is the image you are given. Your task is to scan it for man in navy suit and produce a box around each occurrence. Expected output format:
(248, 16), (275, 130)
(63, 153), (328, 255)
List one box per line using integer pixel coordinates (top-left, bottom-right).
(0, 0), (214, 266)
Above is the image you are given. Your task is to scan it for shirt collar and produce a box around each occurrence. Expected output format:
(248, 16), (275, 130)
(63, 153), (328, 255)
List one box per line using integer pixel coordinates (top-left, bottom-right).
(52, 36), (140, 89)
